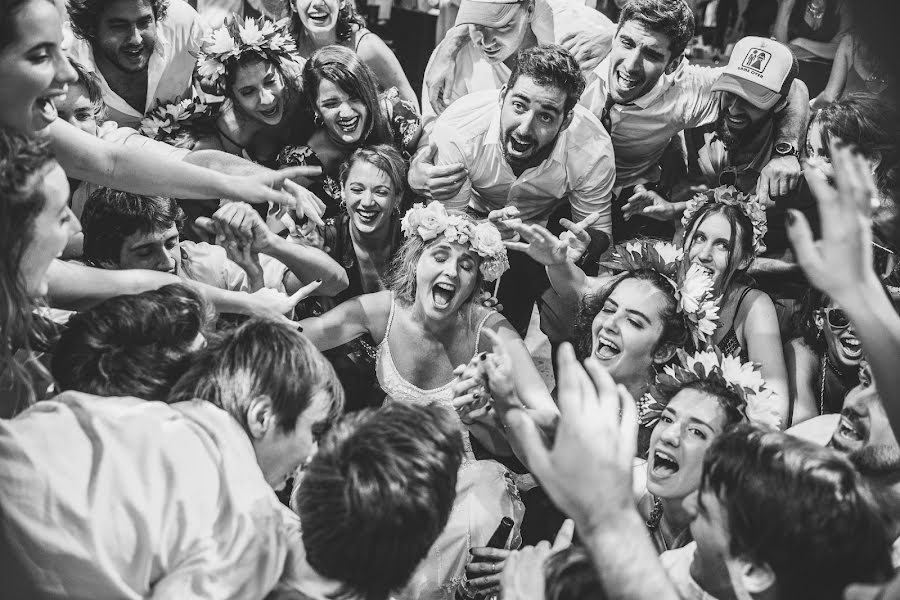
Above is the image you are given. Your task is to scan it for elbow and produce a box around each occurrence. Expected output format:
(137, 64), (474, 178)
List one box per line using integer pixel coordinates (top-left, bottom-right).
(316, 269), (350, 297)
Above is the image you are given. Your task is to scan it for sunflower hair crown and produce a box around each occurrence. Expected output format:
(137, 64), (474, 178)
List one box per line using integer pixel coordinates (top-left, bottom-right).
(196, 16), (296, 87)
(638, 347), (782, 430)
(400, 202), (510, 282)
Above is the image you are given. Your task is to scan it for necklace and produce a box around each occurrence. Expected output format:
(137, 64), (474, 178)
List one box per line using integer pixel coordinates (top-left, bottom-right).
(819, 355), (847, 415)
(646, 495), (664, 530)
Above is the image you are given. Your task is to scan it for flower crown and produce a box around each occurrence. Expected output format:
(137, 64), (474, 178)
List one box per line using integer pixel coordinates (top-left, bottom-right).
(196, 16), (296, 87)
(400, 202), (510, 282)
(600, 239), (720, 346)
(681, 185), (768, 254)
(637, 347), (782, 430)
(140, 95), (215, 144)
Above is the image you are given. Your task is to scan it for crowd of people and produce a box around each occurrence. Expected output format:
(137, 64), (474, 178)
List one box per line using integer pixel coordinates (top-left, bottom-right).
(2, 0), (900, 596)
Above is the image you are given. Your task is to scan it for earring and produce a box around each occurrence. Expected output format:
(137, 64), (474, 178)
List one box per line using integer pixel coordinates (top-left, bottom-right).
(339, 199), (347, 212)
(314, 113), (324, 127)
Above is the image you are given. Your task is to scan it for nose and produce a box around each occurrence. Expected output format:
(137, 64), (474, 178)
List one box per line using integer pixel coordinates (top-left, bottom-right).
(515, 111), (535, 136)
(695, 241), (713, 262)
(660, 422), (681, 447)
(622, 47), (641, 73)
(859, 360), (873, 387)
(259, 87), (275, 106)
(338, 101), (355, 117)
(127, 25), (142, 45)
(55, 51), (78, 85)
(683, 491), (699, 519)
(68, 210), (82, 236)
(471, 25), (487, 45)
(359, 189), (376, 206)
(152, 248), (177, 273)
(601, 309), (623, 335)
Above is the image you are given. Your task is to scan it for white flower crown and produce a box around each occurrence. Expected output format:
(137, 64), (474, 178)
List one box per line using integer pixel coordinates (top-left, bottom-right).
(400, 202), (510, 281)
(681, 185), (768, 254)
(638, 348), (782, 430)
(196, 16), (296, 87)
(600, 239), (720, 346)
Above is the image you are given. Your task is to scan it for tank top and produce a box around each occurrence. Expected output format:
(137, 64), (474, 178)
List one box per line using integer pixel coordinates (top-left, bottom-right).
(716, 286), (754, 361)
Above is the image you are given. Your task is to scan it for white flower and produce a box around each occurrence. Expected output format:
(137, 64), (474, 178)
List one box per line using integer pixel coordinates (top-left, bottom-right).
(139, 115), (166, 138)
(471, 222), (505, 258)
(689, 350), (721, 378)
(197, 55), (226, 81)
(694, 298), (720, 339)
(480, 253), (509, 282)
(721, 354), (765, 392)
(161, 101), (187, 122)
(239, 17), (264, 47)
(625, 241), (642, 256)
(204, 26), (237, 55)
(746, 389), (782, 429)
(653, 241), (683, 265)
(415, 202), (450, 241)
(443, 224), (461, 243)
(679, 263), (714, 314)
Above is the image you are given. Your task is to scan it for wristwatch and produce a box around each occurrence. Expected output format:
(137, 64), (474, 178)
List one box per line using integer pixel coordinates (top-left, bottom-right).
(773, 142), (800, 158)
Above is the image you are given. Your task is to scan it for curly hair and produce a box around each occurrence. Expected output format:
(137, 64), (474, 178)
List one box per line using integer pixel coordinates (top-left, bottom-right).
(290, 0), (365, 44)
(68, 0), (169, 41)
(51, 283), (213, 401)
(303, 45), (393, 147)
(81, 188), (185, 267)
(385, 211), (486, 307)
(507, 44), (586, 113)
(573, 269), (690, 362)
(0, 129), (58, 416)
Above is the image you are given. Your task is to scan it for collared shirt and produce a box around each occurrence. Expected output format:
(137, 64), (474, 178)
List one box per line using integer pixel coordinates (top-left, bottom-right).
(696, 118), (774, 193)
(429, 90), (615, 236)
(580, 58), (723, 190)
(421, 0), (613, 129)
(0, 392), (292, 599)
(660, 543), (722, 600)
(179, 240), (290, 293)
(66, 0), (204, 127)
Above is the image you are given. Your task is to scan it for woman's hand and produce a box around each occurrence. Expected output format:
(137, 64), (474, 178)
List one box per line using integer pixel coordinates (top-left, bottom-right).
(498, 520), (575, 600)
(504, 215), (597, 266)
(246, 280), (322, 323)
(786, 140), (880, 306)
(465, 547), (510, 595)
(452, 354), (492, 425)
(223, 166), (323, 209)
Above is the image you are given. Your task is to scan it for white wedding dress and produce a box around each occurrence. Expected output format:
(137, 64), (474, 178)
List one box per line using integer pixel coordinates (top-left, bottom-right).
(376, 298), (524, 600)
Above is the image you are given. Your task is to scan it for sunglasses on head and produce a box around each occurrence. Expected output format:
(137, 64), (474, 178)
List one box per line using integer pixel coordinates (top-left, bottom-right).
(820, 307), (850, 329)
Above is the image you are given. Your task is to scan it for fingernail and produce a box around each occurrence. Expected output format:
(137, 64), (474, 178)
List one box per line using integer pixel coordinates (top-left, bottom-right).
(315, 278), (322, 282)
(785, 210), (797, 226)
(297, 325), (304, 332)
(479, 352), (487, 360)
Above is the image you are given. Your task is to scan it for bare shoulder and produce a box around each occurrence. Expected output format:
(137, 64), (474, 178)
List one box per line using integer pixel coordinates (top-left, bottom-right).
(359, 290), (395, 342)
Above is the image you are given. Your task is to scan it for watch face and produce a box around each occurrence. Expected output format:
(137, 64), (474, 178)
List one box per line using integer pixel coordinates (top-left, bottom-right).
(775, 142), (795, 155)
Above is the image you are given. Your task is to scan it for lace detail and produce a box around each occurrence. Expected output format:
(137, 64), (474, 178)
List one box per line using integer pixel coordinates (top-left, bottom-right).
(376, 299), (494, 459)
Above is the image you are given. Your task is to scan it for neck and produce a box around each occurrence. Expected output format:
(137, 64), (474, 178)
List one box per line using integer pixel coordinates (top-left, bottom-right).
(350, 219), (393, 251)
(621, 369), (654, 400)
(660, 496), (694, 532)
(302, 27), (339, 49)
(410, 301), (467, 337)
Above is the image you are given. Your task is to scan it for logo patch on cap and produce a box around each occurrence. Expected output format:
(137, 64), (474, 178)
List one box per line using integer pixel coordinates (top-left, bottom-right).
(740, 48), (771, 77)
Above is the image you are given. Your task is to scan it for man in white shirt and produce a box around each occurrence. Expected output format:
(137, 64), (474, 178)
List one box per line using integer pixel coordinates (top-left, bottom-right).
(416, 45), (615, 333)
(0, 318), (343, 598)
(660, 426), (893, 600)
(66, 0), (204, 127)
(579, 0), (809, 240)
(420, 0), (614, 127)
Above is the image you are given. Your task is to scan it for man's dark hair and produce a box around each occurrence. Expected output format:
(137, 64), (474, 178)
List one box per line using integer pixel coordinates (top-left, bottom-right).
(68, 58), (108, 122)
(701, 425), (895, 600)
(618, 0), (695, 61)
(51, 284), (211, 401)
(67, 0), (169, 41)
(296, 402), (463, 600)
(544, 545), (606, 600)
(81, 187), (184, 267)
(169, 318), (344, 435)
(507, 45), (586, 113)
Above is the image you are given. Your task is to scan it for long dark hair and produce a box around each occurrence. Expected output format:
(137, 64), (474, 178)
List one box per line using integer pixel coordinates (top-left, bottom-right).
(682, 201), (754, 296)
(302, 45), (392, 147)
(290, 0), (365, 43)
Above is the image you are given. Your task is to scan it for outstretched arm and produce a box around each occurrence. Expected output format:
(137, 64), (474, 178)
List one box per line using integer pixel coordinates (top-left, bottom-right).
(741, 291), (790, 427)
(299, 291), (391, 351)
(756, 78), (810, 205)
(357, 33), (418, 109)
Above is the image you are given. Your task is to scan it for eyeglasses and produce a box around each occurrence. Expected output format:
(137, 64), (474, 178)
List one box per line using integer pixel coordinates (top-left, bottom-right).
(820, 307), (850, 329)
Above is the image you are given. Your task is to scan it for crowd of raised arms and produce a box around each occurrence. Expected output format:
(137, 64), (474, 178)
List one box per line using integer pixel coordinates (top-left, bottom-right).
(3, 0), (900, 596)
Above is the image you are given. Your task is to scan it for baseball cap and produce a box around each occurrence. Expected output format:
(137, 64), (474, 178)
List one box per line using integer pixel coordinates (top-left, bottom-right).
(711, 37), (797, 110)
(455, 0), (523, 28)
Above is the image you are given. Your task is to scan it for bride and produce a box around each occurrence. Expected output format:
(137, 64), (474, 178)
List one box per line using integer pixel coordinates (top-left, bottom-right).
(299, 202), (552, 598)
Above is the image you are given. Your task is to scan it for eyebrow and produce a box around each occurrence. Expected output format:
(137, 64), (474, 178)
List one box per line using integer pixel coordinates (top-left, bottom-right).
(664, 407), (713, 429)
(510, 93), (561, 115)
(626, 308), (650, 324)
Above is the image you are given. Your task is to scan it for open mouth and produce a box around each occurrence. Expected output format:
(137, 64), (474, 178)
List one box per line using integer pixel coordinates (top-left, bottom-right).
(431, 281), (457, 310)
(336, 115), (360, 133)
(307, 10), (330, 24)
(35, 95), (60, 123)
(595, 334), (621, 360)
(651, 448), (680, 478)
(259, 103), (280, 118)
(122, 46), (145, 61)
(507, 134), (533, 156)
(726, 113), (748, 127)
(839, 335), (862, 358)
(615, 69), (641, 92)
(692, 262), (715, 279)
(354, 207), (380, 224)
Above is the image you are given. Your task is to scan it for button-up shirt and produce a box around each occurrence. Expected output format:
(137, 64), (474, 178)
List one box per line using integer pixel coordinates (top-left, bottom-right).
(696, 119), (774, 193)
(580, 58), (723, 190)
(66, 0), (204, 127)
(0, 393), (293, 599)
(429, 89), (615, 237)
(661, 543), (722, 600)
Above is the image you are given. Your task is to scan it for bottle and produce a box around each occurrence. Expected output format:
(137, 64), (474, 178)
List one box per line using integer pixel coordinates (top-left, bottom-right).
(455, 517), (515, 600)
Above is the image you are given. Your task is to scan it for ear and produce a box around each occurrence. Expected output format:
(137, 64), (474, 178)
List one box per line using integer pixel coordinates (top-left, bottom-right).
(559, 109), (574, 132)
(525, 0), (535, 20)
(736, 558), (776, 595)
(737, 252), (753, 271)
(869, 151), (882, 175)
(664, 55), (683, 76)
(652, 342), (677, 365)
(814, 310), (825, 332)
(246, 395), (276, 441)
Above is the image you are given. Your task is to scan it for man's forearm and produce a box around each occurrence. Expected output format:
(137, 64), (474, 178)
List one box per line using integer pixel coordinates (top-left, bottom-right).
(264, 236), (349, 296)
(580, 511), (680, 600)
(773, 78), (810, 148)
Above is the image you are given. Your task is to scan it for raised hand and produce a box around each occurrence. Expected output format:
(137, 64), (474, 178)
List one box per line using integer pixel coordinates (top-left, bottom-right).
(559, 28), (613, 72)
(408, 142), (469, 201)
(487, 206), (523, 241)
(225, 166), (323, 209)
(247, 280), (322, 324)
(283, 179), (326, 228)
(504, 222), (569, 266)
(786, 140), (879, 306)
(757, 154), (802, 207)
(451, 354), (491, 425)
(498, 520), (575, 600)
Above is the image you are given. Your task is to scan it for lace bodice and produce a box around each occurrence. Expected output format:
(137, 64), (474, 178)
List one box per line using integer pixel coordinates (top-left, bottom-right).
(375, 298), (493, 458)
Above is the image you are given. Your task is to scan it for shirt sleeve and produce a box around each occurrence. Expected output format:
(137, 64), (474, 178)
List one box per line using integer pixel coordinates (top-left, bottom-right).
(569, 151), (615, 239)
(532, 0), (614, 44)
(681, 64), (726, 129)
